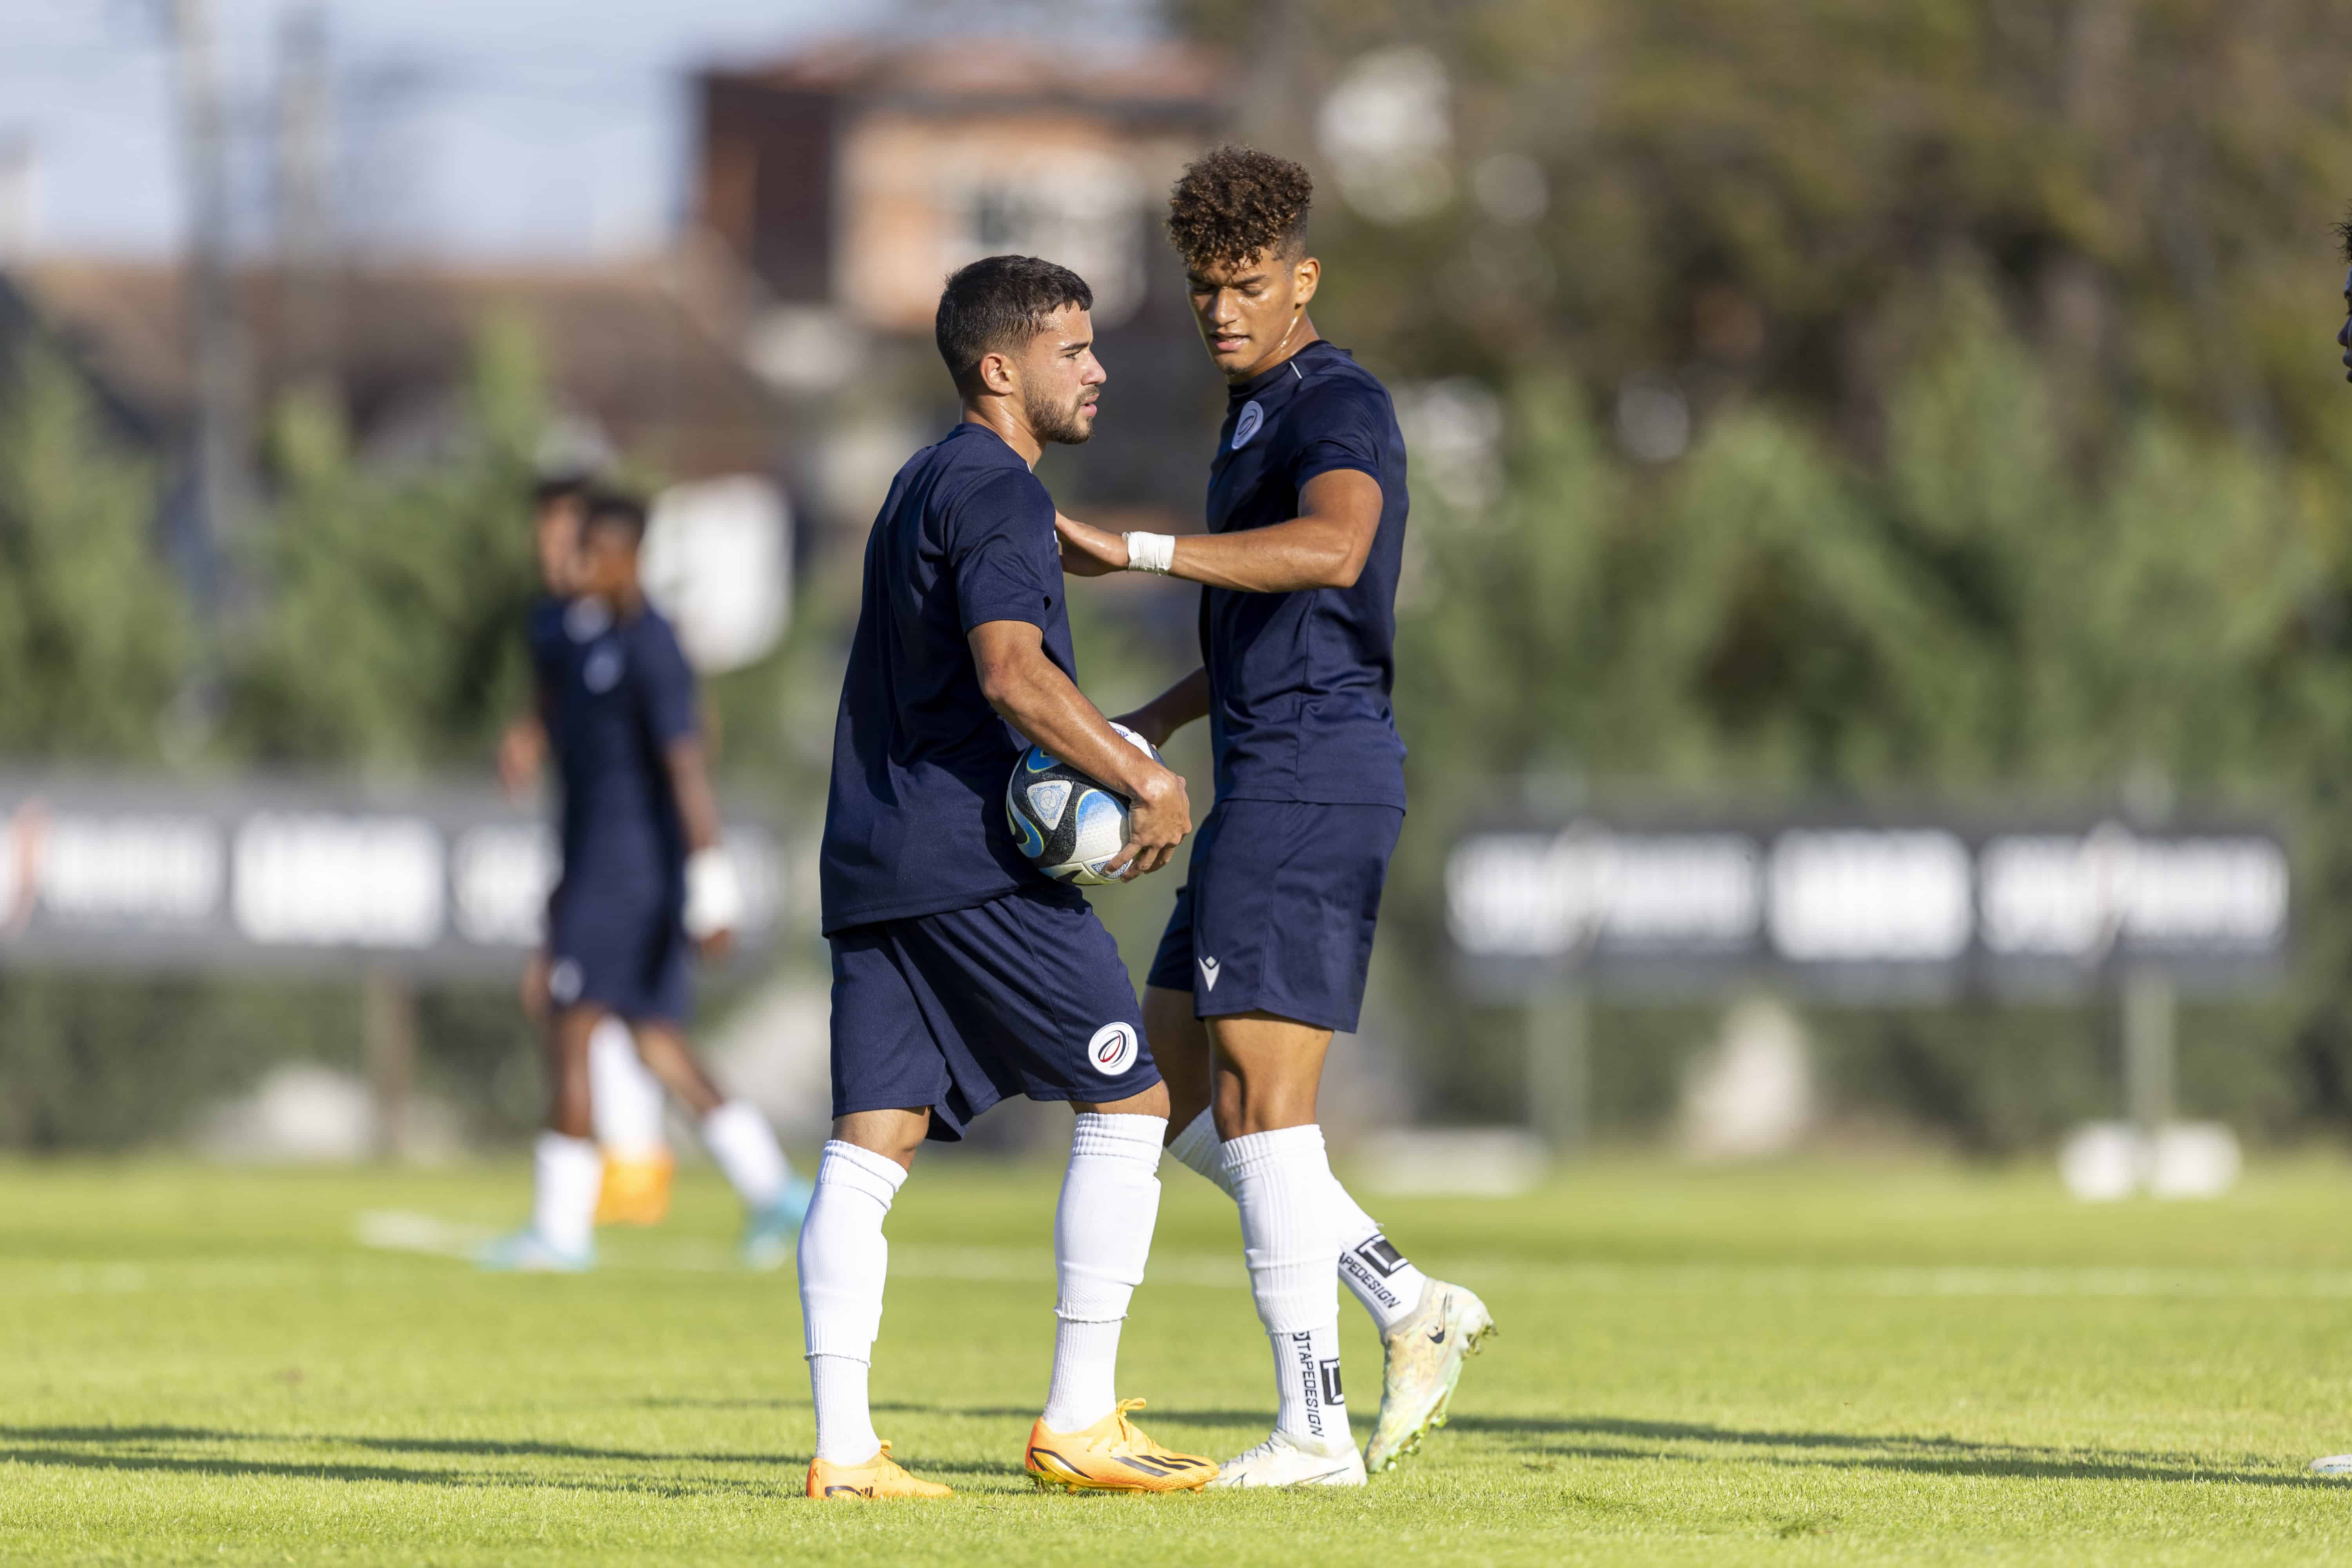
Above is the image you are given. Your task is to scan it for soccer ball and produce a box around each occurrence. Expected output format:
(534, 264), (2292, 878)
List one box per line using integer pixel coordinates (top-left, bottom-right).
(1005, 723), (1161, 886)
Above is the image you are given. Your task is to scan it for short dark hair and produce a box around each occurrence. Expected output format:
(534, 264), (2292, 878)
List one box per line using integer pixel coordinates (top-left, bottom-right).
(531, 474), (590, 512)
(581, 488), (647, 546)
(935, 255), (1094, 394)
(1167, 146), (1313, 272)
(2338, 206), (2352, 263)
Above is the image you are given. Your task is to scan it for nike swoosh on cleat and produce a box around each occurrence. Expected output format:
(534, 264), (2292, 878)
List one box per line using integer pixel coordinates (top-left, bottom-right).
(1429, 1327), (1447, 1344)
(824, 1485), (875, 1498)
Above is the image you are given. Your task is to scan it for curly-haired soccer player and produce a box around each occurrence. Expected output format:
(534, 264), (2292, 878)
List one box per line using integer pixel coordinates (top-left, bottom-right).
(1057, 146), (1496, 1488)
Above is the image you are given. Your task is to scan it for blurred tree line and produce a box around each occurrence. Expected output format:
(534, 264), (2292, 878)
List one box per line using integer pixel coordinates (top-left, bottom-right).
(1167, 0), (2352, 1145)
(0, 323), (543, 1146)
(0, 315), (809, 1148)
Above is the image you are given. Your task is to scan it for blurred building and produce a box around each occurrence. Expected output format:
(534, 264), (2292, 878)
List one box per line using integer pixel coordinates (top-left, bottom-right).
(8, 255), (777, 472)
(688, 36), (1230, 556)
(0, 254), (782, 606)
(0, 34), (1231, 616)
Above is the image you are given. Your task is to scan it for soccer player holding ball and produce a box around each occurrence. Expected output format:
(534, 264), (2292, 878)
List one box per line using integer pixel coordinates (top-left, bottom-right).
(800, 256), (1215, 1500)
(1056, 147), (1495, 1488)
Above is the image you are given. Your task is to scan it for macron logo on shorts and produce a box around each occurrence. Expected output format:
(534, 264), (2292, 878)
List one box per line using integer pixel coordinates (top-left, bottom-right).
(1089, 1022), (1139, 1077)
(1198, 956), (1221, 992)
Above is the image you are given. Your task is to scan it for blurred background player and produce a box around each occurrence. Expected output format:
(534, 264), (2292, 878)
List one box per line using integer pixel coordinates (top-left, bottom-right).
(1057, 147), (1493, 1486)
(482, 488), (810, 1271)
(798, 256), (1210, 1501)
(501, 475), (681, 1230)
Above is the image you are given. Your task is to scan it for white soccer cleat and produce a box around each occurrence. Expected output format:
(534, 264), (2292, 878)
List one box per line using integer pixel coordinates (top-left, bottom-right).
(1363, 1280), (1495, 1474)
(1205, 1430), (1366, 1490)
(2312, 1454), (2352, 1475)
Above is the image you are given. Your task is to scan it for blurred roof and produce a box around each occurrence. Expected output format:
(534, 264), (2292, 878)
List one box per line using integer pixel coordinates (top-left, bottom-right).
(8, 255), (778, 480)
(705, 33), (1226, 122)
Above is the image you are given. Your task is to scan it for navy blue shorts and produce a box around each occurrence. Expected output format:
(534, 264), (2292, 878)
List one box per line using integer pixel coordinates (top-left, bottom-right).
(829, 883), (1157, 1142)
(1145, 800), (1405, 1034)
(547, 879), (690, 1024)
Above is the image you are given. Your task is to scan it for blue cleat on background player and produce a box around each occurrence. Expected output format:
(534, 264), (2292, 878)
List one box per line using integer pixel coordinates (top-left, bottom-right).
(739, 1174), (816, 1270)
(475, 1228), (595, 1273)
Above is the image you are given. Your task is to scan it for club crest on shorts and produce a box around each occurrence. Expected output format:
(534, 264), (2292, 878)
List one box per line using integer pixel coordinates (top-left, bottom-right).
(1230, 400), (1265, 450)
(547, 958), (583, 1005)
(1088, 1022), (1139, 1077)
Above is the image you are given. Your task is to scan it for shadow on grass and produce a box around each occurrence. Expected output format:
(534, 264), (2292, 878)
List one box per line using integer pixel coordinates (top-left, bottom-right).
(869, 1408), (2337, 1494)
(0, 1444), (782, 1496)
(8, 1415), (2327, 1495)
(1424, 1414), (2329, 1492)
(724, 1401), (2343, 1495)
(0, 1426), (800, 1493)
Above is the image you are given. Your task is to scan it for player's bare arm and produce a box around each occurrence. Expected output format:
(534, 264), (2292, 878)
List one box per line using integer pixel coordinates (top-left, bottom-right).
(497, 714), (546, 799)
(1055, 469), (1381, 591)
(1113, 666), (1210, 748)
(968, 618), (1190, 877)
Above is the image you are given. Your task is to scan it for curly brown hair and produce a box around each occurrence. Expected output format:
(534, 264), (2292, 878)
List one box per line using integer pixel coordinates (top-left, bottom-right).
(1165, 146), (1314, 271)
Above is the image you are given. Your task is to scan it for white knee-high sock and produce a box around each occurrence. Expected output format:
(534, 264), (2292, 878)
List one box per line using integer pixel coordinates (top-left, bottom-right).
(1172, 1107), (1426, 1334)
(798, 1140), (906, 1465)
(588, 1020), (668, 1158)
(1330, 1183), (1430, 1334)
(1165, 1106), (1235, 1194)
(1224, 1125), (1349, 1454)
(701, 1099), (792, 1209)
(1041, 1112), (1167, 1432)
(532, 1131), (602, 1257)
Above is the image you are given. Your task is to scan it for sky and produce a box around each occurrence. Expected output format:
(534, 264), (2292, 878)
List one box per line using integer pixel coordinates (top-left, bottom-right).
(1, 0), (906, 259)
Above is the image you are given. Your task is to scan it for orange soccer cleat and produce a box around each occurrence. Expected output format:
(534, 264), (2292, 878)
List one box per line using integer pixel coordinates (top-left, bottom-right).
(594, 1151), (675, 1227)
(806, 1442), (955, 1501)
(1024, 1399), (1219, 1493)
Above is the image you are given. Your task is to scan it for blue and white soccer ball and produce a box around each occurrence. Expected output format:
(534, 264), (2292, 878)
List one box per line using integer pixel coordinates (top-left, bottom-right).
(1005, 722), (1161, 886)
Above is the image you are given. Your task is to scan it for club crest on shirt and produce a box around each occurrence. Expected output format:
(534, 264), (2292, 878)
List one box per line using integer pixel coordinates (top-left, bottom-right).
(1231, 400), (1265, 451)
(583, 644), (625, 693)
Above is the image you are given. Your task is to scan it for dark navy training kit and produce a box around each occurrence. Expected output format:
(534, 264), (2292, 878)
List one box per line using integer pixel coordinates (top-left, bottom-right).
(1146, 342), (1412, 1033)
(531, 593), (702, 1023)
(820, 423), (1156, 1140)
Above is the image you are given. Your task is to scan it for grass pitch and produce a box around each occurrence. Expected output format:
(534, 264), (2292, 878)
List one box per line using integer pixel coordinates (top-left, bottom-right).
(7, 1155), (2352, 1564)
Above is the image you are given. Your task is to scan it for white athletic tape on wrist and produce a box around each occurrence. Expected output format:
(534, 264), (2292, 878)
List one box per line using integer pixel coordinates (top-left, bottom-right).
(1122, 531), (1175, 574)
(684, 847), (744, 940)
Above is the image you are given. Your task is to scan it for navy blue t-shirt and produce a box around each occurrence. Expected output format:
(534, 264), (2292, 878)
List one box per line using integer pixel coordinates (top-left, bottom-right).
(820, 423), (1075, 935)
(528, 593), (700, 901)
(1200, 341), (1409, 808)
